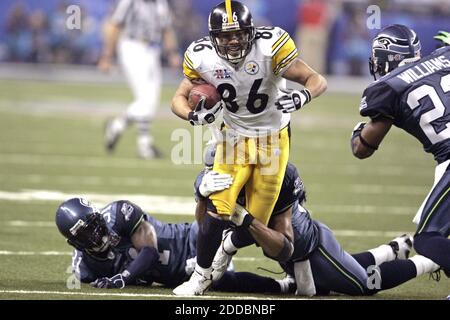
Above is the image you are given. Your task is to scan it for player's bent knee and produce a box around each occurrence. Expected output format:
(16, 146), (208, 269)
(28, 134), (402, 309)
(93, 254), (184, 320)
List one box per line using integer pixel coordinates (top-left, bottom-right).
(200, 211), (230, 234)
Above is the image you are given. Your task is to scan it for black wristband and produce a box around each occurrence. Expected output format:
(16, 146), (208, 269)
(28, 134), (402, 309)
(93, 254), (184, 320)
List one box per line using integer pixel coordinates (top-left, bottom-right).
(242, 213), (255, 229)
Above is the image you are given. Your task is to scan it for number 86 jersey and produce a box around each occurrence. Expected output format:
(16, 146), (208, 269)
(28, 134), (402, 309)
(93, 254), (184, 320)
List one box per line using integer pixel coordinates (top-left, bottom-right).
(183, 26), (299, 137)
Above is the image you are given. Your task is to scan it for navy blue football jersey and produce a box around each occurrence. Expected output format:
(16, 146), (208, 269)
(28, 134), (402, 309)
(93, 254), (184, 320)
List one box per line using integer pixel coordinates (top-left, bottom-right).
(360, 46), (450, 163)
(73, 201), (197, 287)
(141, 216), (197, 287)
(286, 202), (319, 261)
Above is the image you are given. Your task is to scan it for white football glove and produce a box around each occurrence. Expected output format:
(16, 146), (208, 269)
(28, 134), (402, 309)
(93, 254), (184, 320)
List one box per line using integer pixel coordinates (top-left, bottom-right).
(199, 170), (233, 197)
(188, 98), (223, 126)
(90, 273), (125, 289)
(276, 88), (312, 113)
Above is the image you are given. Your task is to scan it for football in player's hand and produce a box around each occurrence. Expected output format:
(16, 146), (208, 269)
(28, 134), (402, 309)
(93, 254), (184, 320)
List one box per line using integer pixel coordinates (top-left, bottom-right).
(188, 83), (221, 110)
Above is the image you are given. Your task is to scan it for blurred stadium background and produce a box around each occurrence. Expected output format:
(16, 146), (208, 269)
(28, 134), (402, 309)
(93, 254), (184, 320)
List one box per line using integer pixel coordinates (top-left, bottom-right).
(0, 0), (448, 299)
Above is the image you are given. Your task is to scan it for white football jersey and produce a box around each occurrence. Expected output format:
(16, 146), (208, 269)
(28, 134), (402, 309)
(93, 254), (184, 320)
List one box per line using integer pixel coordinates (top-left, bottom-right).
(183, 26), (299, 137)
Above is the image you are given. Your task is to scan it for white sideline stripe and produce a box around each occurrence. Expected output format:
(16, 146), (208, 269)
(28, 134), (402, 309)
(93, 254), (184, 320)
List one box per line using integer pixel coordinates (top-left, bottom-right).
(0, 289), (298, 300)
(0, 189), (416, 216)
(0, 189), (196, 215)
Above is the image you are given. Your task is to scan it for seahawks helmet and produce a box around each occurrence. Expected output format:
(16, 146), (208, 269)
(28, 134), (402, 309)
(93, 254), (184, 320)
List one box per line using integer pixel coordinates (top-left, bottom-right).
(369, 24), (421, 80)
(55, 198), (110, 253)
(208, 0), (255, 63)
(434, 30), (450, 48)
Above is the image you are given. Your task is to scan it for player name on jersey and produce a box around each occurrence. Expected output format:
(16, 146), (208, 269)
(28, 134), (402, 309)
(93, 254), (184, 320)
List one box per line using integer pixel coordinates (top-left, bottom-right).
(397, 55), (450, 84)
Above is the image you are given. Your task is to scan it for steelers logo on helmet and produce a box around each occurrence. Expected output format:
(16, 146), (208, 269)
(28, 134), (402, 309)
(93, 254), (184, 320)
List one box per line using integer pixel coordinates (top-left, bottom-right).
(208, 1), (255, 64)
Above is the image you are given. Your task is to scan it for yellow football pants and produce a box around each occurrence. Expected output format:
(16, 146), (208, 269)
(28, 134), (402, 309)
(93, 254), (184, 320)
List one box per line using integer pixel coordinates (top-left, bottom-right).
(209, 126), (290, 225)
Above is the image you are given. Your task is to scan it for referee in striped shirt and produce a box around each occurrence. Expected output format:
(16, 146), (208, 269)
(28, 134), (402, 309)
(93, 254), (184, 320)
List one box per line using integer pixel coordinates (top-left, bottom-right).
(99, 0), (181, 159)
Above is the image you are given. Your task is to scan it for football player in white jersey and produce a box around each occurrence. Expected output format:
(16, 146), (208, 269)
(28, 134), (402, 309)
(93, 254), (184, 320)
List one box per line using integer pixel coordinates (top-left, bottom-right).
(171, 0), (327, 295)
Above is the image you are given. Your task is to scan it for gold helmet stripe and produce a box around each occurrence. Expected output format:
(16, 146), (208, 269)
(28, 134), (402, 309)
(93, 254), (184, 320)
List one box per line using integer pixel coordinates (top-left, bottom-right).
(225, 0), (233, 23)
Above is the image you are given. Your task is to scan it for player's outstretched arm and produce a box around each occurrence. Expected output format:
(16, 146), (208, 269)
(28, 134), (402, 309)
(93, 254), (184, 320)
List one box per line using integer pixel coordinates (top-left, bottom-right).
(91, 221), (159, 289)
(351, 117), (393, 159)
(232, 204), (294, 262)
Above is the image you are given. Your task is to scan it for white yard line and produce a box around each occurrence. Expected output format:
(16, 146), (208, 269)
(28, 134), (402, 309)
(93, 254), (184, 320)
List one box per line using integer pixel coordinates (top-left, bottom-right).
(0, 189), (417, 216)
(0, 289), (299, 300)
(0, 189), (196, 215)
(0, 250), (71, 256)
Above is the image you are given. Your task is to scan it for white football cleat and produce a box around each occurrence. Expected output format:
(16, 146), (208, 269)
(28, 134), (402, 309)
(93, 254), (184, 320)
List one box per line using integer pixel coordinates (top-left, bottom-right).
(211, 229), (236, 282)
(173, 267), (212, 296)
(388, 234), (413, 260)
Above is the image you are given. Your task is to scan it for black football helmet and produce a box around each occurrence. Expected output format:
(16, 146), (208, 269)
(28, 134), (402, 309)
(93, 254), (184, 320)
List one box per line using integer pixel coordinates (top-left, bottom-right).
(55, 198), (110, 253)
(434, 30), (450, 48)
(369, 24), (421, 80)
(208, 0), (255, 64)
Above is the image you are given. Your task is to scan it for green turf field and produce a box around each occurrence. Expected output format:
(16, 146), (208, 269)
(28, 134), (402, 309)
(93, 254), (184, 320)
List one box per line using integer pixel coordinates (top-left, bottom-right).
(0, 79), (448, 300)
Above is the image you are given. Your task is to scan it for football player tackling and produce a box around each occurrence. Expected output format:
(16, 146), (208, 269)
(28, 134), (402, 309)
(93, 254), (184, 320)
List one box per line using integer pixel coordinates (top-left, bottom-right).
(171, 0), (326, 295)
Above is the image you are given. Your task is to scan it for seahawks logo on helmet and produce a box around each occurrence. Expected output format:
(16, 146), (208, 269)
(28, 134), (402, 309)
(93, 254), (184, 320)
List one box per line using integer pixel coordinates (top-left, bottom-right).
(79, 197), (99, 213)
(373, 37), (391, 50)
(79, 198), (91, 207)
(369, 24), (421, 80)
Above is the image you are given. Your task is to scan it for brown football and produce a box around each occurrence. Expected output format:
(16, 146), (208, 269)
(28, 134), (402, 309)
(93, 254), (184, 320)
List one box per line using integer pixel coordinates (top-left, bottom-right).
(188, 83), (221, 110)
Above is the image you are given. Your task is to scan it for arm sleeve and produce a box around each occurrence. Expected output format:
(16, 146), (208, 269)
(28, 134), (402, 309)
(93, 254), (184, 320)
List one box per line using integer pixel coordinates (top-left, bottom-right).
(359, 81), (398, 119)
(123, 246), (159, 284)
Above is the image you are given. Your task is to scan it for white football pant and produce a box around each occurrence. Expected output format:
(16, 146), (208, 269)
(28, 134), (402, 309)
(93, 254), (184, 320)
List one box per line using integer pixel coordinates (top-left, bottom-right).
(118, 37), (161, 122)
